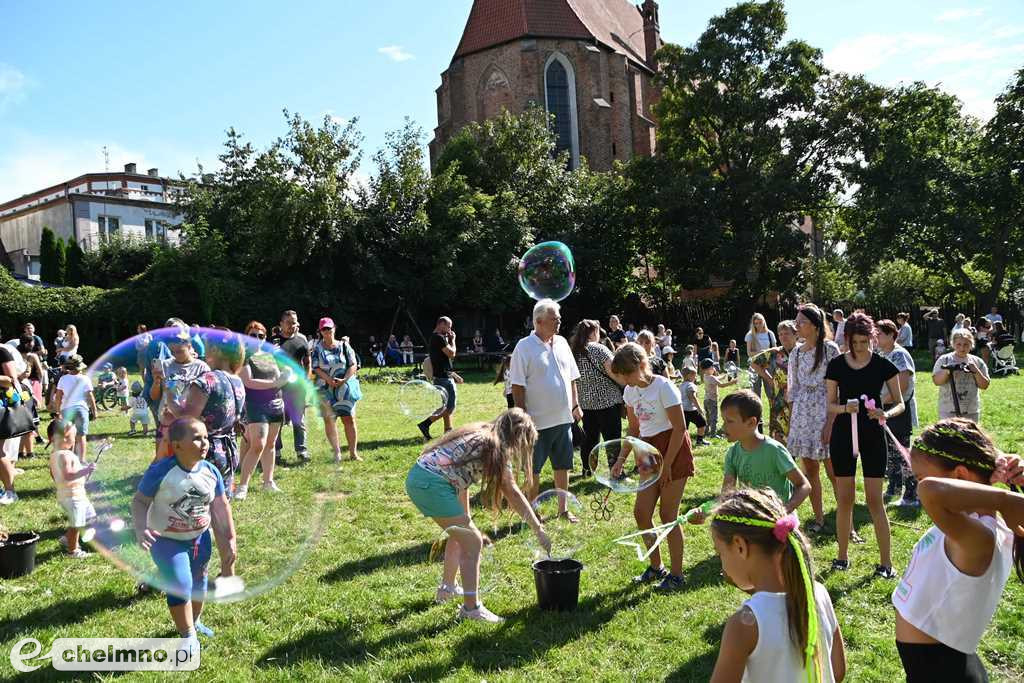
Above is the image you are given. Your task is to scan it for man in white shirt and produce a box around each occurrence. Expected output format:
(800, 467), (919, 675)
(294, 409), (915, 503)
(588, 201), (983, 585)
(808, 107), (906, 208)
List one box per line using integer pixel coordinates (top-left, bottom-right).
(986, 306), (1003, 326)
(510, 299), (582, 511)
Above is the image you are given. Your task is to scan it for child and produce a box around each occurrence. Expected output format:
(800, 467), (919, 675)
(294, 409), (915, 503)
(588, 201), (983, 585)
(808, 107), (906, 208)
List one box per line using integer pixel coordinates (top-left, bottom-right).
(725, 339), (740, 366)
(53, 354), (98, 459)
(115, 366), (130, 412)
(493, 355), (514, 409)
(611, 343), (694, 591)
(680, 345), (698, 374)
(662, 347), (681, 380)
(710, 341), (721, 366)
(132, 417), (237, 650)
(48, 419), (97, 559)
(894, 418), (1024, 682)
(691, 391), (810, 524)
(701, 359), (736, 438)
(708, 489), (846, 682)
(130, 380), (150, 436)
(400, 335), (415, 365)
(679, 367), (709, 446)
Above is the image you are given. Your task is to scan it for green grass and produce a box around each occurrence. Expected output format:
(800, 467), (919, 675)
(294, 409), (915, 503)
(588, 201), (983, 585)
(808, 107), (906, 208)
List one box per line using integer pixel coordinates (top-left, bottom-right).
(2, 366), (1023, 681)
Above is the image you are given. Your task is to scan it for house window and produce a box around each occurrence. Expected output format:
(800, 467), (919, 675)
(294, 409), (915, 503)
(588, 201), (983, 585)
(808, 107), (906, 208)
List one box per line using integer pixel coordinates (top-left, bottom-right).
(145, 219), (167, 241)
(544, 53), (580, 169)
(141, 184), (149, 191)
(97, 215), (120, 241)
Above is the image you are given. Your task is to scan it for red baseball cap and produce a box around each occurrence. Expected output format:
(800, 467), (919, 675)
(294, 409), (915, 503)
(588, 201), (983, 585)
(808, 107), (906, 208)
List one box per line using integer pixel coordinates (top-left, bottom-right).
(318, 317), (335, 330)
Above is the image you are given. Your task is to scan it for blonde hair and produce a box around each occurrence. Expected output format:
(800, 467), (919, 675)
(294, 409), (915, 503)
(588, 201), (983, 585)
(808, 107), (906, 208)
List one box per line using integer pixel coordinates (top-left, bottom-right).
(611, 342), (652, 380)
(950, 328), (975, 345)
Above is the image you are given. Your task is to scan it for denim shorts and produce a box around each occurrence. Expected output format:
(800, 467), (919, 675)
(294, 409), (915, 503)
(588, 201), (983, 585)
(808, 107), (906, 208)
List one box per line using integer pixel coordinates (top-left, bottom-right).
(532, 423), (574, 474)
(63, 405), (89, 435)
(405, 464), (464, 518)
(434, 377), (457, 413)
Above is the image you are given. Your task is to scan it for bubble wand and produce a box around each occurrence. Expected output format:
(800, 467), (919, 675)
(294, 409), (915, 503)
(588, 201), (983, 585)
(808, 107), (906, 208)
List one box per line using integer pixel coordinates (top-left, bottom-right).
(85, 438), (114, 482)
(612, 501), (715, 562)
(862, 395), (910, 466)
(848, 398), (860, 459)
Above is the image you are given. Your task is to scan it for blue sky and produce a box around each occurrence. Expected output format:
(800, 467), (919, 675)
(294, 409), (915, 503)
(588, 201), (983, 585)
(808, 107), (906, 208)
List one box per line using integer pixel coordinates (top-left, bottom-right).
(1, 0), (1021, 200)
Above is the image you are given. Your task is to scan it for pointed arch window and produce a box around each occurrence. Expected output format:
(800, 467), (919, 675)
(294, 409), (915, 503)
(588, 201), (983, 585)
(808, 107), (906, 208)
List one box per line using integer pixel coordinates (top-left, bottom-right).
(544, 53), (580, 169)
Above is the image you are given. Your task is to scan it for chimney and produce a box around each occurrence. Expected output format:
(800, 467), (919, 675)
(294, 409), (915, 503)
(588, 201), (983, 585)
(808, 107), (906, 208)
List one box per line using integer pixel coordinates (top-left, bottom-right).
(147, 167), (159, 177)
(641, 0), (661, 70)
(124, 162), (137, 174)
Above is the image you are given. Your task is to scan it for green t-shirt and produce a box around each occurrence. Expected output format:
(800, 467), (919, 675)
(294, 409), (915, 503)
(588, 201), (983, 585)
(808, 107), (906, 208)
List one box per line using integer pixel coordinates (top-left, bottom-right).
(724, 436), (797, 503)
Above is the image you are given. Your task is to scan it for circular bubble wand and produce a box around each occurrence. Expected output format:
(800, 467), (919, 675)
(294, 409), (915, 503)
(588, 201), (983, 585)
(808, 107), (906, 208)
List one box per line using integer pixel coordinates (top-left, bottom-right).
(612, 501), (716, 561)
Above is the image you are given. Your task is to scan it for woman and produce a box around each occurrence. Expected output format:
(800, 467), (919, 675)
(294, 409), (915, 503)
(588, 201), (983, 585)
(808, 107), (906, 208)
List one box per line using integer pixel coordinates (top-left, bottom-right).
(825, 312), (904, 577)
(786, 304), (840, 534)
(974, 318), (993, 367)
(404, 409), (550, 622)
(311, 317), (361, 463)
(569, 319), (624, 477)
(744, 314), (776, 397)
(236, 322), (288, 499)
(694, 327), (713, 364)
(16, 335), (46, 459)
(0, 340), (23, 504)
(59, 325), (80, 363)
(932, 328), (990, 423)
(385, 334), (402, 366)
(876, 319), (918, 507)
(177, 330), (246, 494)
(750, 319), (797, 443)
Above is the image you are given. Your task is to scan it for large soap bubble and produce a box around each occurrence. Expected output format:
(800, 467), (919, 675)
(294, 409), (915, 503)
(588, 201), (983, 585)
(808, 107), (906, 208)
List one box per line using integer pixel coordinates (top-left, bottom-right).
(589, 437), (662, 494)
(518, 241), (576, 302)
(77, 327), (339, 604)
(399, 379), (447, 422)
(527, 489), (595, 561)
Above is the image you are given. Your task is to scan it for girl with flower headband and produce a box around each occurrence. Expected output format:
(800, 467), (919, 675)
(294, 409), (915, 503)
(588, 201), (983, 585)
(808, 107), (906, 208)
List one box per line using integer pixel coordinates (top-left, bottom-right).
(709, 488), (846, 683)
(894, 418), (1024, 683)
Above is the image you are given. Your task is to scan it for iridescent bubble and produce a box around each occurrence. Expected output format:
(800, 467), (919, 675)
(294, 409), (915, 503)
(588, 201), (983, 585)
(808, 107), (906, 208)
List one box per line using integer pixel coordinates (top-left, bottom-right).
(517, 241), (576, 302)
(527, 489), (593, 561)
(588, 437), (662, 494)
(398, 380), (447, 422)
(79, 327), (339, 604)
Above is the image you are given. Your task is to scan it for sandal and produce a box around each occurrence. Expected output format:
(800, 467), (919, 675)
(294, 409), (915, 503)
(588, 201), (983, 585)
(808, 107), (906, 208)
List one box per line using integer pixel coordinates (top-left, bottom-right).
(874, 564), (897, 579)
(831, 559), (850, 571)
(806, 521), (827, 535)
(559, 510), (580, 524)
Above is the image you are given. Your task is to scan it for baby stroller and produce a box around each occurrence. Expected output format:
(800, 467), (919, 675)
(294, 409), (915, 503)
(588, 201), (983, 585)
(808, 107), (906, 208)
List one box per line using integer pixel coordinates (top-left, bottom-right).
(991, 331), (1018, 377)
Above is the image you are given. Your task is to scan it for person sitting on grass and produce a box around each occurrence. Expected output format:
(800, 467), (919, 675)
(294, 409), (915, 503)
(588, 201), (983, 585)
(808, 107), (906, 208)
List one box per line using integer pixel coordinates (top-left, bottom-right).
(404, 408), (550, 623)
(679, 367), (710, 446)
(132, 417), (237, 652)
(688, 390), (810, 525)
(612, 342), (693, 592)
(48, 419), (97, 559)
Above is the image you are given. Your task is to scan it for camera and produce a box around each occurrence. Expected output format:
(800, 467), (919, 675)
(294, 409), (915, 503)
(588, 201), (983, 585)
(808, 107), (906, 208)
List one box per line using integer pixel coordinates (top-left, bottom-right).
(944, 363), (970, 373)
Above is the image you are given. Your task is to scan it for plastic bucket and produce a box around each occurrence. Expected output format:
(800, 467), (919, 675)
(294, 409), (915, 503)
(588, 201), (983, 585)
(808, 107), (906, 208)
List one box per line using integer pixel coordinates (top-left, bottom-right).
(532, 558), (583, 611)
(0, 532), (40, 579)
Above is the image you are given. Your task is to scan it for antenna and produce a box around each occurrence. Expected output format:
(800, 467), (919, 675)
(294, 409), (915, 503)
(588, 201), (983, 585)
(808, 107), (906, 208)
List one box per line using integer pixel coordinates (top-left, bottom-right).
(102, 146), (110, 172)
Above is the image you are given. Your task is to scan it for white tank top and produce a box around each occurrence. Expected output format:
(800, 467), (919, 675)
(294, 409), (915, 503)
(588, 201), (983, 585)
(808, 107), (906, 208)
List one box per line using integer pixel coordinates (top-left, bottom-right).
(892, 514), (1013, 653)
(742, 581), (837, 683)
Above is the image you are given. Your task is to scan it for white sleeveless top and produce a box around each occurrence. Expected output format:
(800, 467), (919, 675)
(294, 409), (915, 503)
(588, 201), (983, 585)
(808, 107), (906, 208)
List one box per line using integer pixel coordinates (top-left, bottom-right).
(742, 581), (837, 683)
(892, 514), (1013, 653)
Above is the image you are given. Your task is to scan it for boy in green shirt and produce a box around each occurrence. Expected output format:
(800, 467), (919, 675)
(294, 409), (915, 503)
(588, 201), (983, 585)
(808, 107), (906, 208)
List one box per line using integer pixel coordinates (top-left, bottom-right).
(689, 389), (810, 523)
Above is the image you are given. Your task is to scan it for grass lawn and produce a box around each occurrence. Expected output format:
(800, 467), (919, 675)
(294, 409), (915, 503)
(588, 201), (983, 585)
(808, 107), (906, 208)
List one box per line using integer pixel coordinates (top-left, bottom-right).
(2, 362), (1023, 681)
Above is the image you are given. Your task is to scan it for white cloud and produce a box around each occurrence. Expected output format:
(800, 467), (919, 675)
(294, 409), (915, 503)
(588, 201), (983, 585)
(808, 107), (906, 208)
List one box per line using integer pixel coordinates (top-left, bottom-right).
(377, 45), (415, 62)
(993, 26), (1024, 39)
(0, 63), (28, 111)
(824, 34), (944, 74)
(936, 8), (985, 22)
(921, 41), (1024, 66)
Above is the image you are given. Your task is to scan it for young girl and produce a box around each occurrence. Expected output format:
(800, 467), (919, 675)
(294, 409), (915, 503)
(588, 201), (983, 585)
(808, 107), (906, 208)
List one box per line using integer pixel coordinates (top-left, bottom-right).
(404, 408), (550, 623)
(401, 335), (415, 365)
(894, 419), (1024, 683)
(48, 419), (96, 559)
(725, 340), (740, 367)
(493, 355), (514, 409)
(709, 488), (846, 682)
(710, 341), (721, 367)
(115, 366), (130, 412)
(611, 342), (694, 591)
(662, 347), (681, 380)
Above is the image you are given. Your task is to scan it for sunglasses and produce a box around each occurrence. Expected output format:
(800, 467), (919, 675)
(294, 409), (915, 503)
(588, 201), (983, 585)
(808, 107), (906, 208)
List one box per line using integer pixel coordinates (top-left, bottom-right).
(254, 333), (266, 339)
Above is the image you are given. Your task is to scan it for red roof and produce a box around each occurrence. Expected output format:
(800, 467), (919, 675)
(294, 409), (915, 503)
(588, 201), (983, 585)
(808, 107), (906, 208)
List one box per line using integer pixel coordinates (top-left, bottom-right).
(453, 0), (649, 66)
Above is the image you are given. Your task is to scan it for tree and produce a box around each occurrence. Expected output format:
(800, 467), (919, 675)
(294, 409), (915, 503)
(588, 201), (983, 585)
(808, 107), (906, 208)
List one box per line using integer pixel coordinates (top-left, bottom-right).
(65, 239), (85, 286)
(39, 227), (59, 283)
(53, 236), (67, 285)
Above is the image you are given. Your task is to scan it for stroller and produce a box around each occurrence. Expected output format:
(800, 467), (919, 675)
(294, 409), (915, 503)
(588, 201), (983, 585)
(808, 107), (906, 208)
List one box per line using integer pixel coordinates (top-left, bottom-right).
(991, 331), (1019, 377)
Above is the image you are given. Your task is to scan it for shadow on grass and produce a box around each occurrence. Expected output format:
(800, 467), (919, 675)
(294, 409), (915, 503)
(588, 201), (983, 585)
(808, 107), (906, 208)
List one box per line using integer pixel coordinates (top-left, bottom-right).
(0, 589), (137, 641)
(358, 436), (424, 451)
(321, 540), (435, 583)
(665, 624), (721, 681)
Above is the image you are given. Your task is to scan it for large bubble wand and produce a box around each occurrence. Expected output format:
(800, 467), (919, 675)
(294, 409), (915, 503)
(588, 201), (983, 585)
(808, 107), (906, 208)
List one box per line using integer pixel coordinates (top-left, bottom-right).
(862, 395), (910, 466)
(612, 501), (715, 561)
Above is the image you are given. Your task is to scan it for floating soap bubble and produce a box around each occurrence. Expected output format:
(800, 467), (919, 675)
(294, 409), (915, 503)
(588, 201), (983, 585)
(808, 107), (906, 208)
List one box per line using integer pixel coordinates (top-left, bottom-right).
(398, 380), (448, 421)
(518, 241), (576, 302)
(527, 489), (594, 561)
(589, 437), (662, 494)
(81, 327), (339, 604)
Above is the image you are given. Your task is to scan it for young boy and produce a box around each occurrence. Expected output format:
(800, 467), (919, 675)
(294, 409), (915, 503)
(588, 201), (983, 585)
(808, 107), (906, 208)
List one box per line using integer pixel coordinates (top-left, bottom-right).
(701, 359), (736, 438)
(691, 390), (810, 524)
(132, 417), (237, 651)
(48, 419), (97, 559)
(129, 381), (150, 436)
(679, 367), (709, 446)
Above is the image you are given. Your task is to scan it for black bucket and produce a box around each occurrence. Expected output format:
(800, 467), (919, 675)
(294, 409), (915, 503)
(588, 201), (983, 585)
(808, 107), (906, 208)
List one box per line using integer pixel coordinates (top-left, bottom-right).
(532, 558), (583, 611)
(0, 532), (40, 579)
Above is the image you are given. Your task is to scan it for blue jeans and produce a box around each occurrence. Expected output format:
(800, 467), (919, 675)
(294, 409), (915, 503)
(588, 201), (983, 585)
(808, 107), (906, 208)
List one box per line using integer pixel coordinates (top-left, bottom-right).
(151, 531), (212, 607)
(434, 377), (457, 414)
(275, 383), (308, 456)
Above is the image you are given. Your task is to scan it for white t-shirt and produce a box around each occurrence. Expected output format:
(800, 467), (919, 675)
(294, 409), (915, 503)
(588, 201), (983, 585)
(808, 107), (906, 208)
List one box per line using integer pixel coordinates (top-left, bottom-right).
(509, 332), (581, 431)
(834, 321), (846, 346)
(623, 375), (681, 437)
(986, 313), (1003, 325)
(679, 380), (699, 411)
(744, 330), (776, 353)
(742, 582), (838, 683)
(57, 373), (94, 410)
(932, 353), (989, 417)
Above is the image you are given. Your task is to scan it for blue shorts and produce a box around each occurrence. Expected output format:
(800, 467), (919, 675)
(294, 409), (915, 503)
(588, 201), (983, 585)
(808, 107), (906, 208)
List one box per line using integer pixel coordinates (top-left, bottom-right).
(150, 530), (212, 607)
(245, 401), (284, 424)
(532, 423), (574, 474)
(434, 377), (457, 414)
(405, 464), (464, 518)
(62, 405), (89, 435)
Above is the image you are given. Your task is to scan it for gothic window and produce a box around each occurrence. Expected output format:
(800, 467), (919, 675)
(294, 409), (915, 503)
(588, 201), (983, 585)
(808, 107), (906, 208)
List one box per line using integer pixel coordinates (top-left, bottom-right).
(544, 53), (579, 168)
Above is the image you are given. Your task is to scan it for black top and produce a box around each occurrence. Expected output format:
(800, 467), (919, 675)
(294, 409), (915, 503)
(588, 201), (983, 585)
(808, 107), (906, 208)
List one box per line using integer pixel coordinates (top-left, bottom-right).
(650, 356), (668, 377)
(608, 329), (627, 344)
(429, 333), (453, 378)
(725, 348), (740, 364)
(272, 332), (309, 367)
(825, 352), (898, 445)
(0, 344), (13, 365)
(696, 334), (712, 351)
(926, 318), (946, 340)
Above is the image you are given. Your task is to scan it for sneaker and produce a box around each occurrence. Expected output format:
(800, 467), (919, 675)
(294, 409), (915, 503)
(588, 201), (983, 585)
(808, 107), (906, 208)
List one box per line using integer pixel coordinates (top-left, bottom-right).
(457, 603), (504, 623)
(66, 548), (88, 559)
(417, 419), (432, 441)
(0, 490), (17, 505)
(874, 564), (898, 579)
(262, 481), (281, 493)
(897, 497), (921, 508)
(633, 565), (669, 584)
(136, 582), (152, 595)
(194, 621), (215, 638)
(179, 635), (200, 659)
(434, 583), (464, 604)
(296, 453), (311, 466)
(831, 559), (850, 571)
(655, 574), (686, 592)
(234, 485), (248, 501)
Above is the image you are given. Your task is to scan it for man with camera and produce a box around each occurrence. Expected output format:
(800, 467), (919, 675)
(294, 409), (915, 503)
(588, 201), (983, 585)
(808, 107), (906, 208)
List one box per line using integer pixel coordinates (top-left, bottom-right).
(932, 327), (990, 423)
(418, 316), (462, 440)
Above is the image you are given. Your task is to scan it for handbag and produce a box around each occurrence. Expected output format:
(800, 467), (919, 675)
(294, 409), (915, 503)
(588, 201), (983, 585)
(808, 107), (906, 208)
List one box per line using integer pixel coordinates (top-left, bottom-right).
(0, 401), (34, 439)
(346, 377), (363, 402)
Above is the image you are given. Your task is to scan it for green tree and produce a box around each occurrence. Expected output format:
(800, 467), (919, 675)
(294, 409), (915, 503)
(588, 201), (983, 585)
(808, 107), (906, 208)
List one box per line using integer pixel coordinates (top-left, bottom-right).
(65, 239), (85, 286)
(39, 227), (59, 283)
(53, 236), (67, 285)
(79, 235), (162, 288)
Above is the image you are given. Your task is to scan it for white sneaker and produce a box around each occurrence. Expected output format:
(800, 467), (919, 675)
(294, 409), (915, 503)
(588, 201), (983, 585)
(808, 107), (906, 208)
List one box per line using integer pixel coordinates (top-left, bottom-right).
(434, 583), (464, 604)
(898, 498), (921, 508)
(262, 481), (281, 493)
(457, 603), (504, 623)
(66, 548), (88, 559)
(0, 490), (17, 505)
(234, 485), (248, 501)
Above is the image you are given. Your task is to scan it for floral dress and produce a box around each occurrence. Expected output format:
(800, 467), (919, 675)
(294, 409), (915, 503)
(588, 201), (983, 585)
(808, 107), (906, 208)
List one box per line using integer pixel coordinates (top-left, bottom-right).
(192, 369), (245, 485)
(751, 346), (792, 442)
(785, 341), (840, 461)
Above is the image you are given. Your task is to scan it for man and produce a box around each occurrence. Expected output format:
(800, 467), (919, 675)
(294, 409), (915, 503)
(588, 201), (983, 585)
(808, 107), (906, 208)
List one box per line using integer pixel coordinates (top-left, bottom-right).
(510, 299), (582, 513)
(134, 324), (153, 374)
(418, 317), (461, 440)
(986, 306), (1003, 326)
(271, 310), (311, 465)
(19, 323), (46, 360)
(608, 315), (627, 349)
(624, 323), (638, 343)
(832, 309), (847, 352)
(895, 312), (913, 349)
(925, 309), (947, 359)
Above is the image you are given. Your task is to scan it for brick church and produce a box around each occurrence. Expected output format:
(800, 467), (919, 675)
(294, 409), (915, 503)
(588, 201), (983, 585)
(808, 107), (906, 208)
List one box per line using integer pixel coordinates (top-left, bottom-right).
(429, 0), (663, 171)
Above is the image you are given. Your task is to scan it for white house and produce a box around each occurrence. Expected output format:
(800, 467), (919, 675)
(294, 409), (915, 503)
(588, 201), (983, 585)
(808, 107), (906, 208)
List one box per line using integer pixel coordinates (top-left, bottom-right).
(0, 162), (185, 280)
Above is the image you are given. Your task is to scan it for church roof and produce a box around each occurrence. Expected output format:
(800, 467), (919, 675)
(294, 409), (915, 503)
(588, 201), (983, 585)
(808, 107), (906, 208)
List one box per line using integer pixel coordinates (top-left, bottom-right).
(453, 0), (649, 67)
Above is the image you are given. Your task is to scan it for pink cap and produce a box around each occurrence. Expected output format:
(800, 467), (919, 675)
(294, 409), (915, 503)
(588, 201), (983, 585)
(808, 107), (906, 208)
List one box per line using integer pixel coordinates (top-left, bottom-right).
(318, 317), (335, 330)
